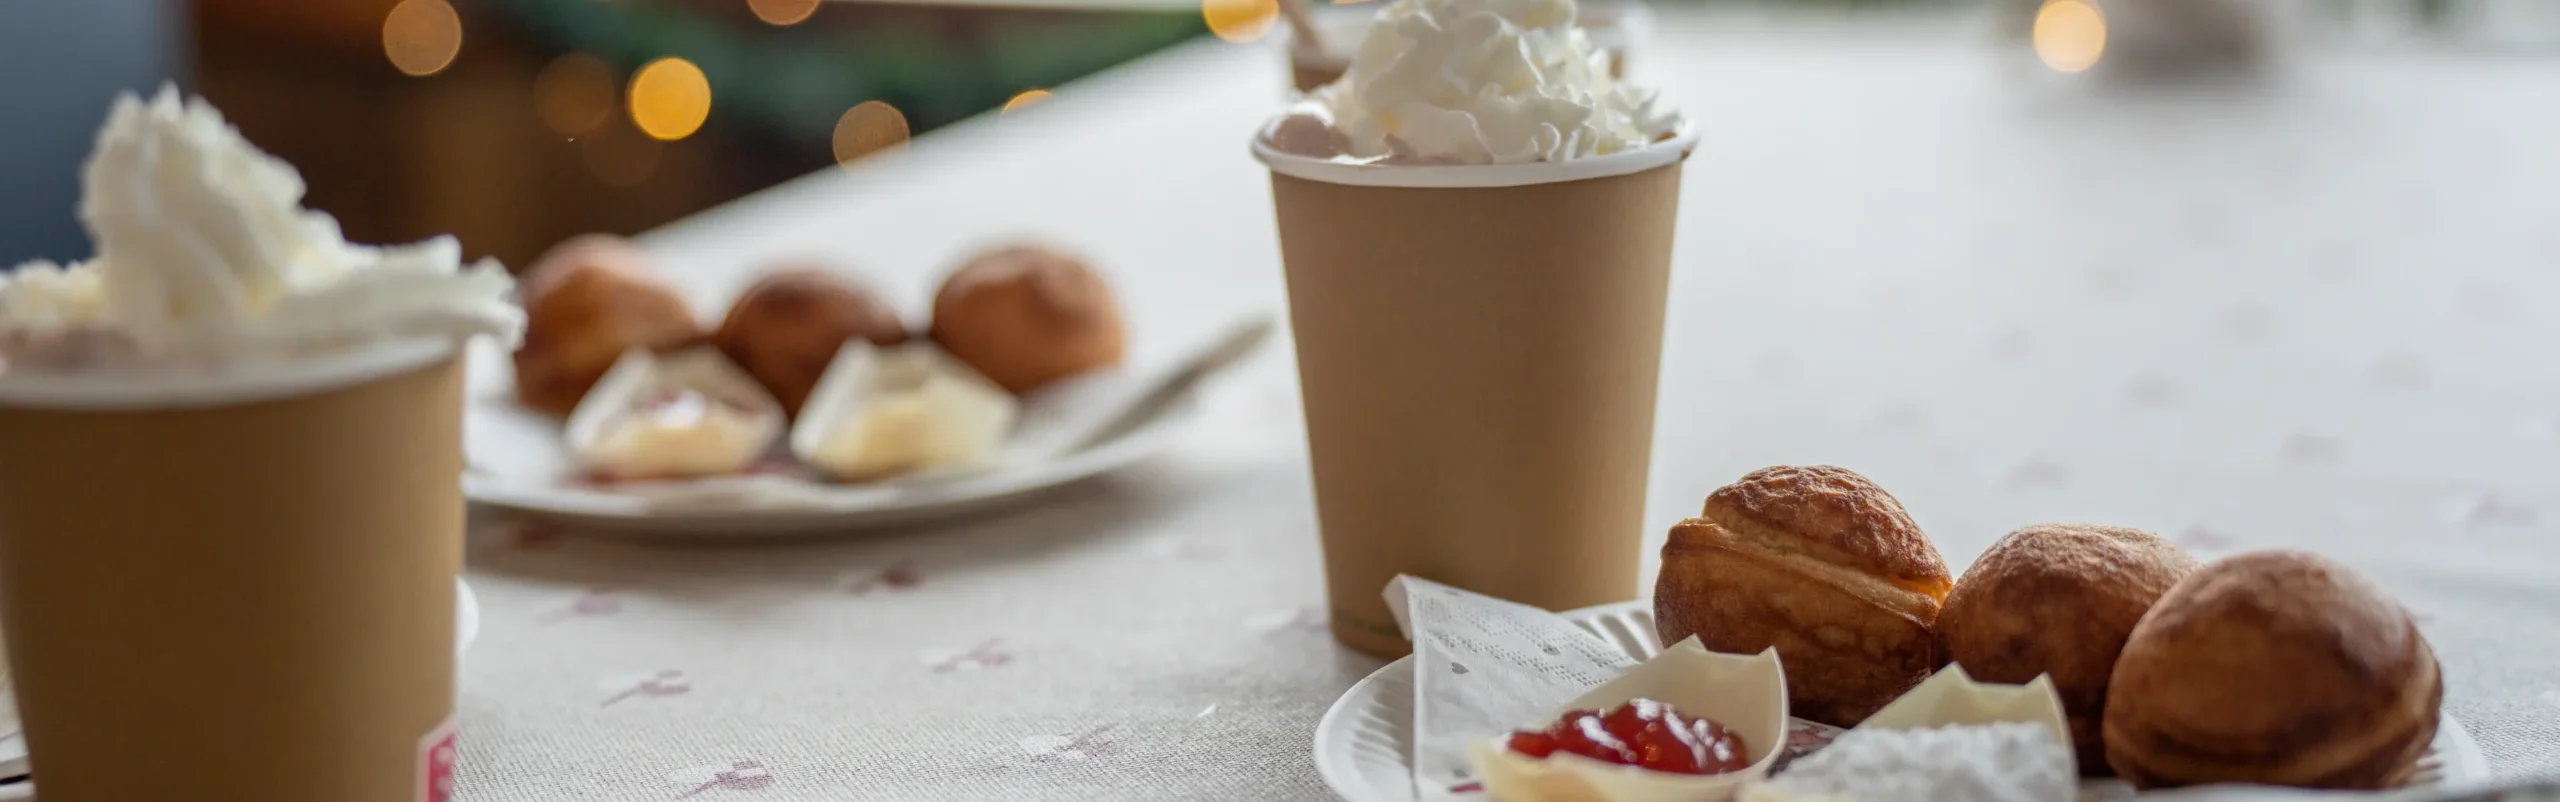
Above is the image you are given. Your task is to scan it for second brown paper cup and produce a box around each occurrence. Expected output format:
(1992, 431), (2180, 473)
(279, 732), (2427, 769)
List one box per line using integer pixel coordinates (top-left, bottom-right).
(0, 341), (467, 802)
(1263, 139), (1691, 657)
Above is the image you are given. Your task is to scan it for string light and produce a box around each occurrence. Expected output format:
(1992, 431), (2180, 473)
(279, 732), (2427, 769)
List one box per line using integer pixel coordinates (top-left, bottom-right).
(534, 53), (617, 136)
(747, 0), (821, 26)
(2033, 0), (2106, 73)
(1002, 89), (1053, 115)
(832, 101), (911, 169)
(1203, 0), (1279, 43)
(382, 0), (463, 77)
(628, 57), (713, 141)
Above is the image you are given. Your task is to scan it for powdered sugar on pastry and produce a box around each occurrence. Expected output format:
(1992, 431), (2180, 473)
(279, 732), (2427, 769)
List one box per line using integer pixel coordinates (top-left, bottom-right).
(1749, 723), (2075, 802)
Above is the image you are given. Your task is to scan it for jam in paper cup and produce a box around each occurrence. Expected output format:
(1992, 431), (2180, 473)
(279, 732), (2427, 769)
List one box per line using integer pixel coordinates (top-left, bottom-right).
(1467, 637), (1788, 802)
(1854, 663), (2073, 767)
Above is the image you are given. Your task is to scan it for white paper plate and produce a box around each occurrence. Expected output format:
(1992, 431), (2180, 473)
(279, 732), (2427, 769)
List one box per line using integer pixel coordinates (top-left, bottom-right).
(461, 339), (1197, 537)
(0, 578), (480, 795)
(1313, 601), (2491, 802)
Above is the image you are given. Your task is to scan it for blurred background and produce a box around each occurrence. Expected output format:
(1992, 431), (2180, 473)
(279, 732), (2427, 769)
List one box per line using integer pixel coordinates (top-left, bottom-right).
(2, 0), (2557, 269)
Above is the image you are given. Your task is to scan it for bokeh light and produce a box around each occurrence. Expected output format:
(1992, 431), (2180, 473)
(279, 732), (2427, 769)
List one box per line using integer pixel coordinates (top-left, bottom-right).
(382, 0), (463, 77)
(747, 0), (821, 26)
(534, 53), (617, 136)
(832, 101), (911, 169)
(2033, 0), (2107, 74)
(1002, 89), (1053, 115)
(1203, 0), (1279, 44)
(628, 57), (714, 141)
(582, 120), (663, 187)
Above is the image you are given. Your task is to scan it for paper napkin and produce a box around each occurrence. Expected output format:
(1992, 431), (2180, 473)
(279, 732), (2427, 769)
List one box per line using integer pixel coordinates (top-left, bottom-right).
(1385, 576), (1639, 801)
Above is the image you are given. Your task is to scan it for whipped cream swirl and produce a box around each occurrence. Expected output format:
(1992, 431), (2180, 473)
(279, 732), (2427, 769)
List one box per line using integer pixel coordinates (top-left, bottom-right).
(1263, 0), (1681, 165)
(0, 87), (522, 367)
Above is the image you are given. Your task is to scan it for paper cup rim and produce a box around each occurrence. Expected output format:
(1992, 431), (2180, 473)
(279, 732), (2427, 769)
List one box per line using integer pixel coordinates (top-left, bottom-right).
(1253, 124), (1698, 189)
(0, 336), (461, 410)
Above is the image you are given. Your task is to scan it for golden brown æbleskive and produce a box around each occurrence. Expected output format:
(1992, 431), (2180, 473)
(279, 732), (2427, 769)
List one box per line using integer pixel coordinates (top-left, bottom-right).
(1937, 523), (2200, 774)
(713, 266), (909, 417)
(512, 235), (703, 417)
(928, 244), (1126, 395)
(2104, 550), (2442, 790)
(1653, 465), (1953, 726)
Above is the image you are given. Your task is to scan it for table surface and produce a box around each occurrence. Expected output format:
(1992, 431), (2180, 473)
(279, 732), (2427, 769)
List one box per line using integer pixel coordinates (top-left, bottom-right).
(454, 13), (2560, 800)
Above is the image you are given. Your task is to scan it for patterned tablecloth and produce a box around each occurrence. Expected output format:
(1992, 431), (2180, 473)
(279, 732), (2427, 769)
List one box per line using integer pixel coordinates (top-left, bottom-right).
(454, 15), (2560, 800)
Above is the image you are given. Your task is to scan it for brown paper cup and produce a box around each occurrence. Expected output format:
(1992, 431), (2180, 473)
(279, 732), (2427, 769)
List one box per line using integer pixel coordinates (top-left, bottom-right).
(0, 339), (467, 802)
(1258, 130), (1697, 657)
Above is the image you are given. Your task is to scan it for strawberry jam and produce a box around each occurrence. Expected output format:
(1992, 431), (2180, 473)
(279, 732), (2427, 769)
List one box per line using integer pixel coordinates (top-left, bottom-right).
(1502, 699), (1750, 775)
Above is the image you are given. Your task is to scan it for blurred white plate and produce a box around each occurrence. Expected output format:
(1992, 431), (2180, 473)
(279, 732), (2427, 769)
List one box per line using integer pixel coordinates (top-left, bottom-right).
(0, 578), (479, 793)
(460, 338), (1207, 537)
(456, 578), (480, 656)
(1313, 601), (2491, 802)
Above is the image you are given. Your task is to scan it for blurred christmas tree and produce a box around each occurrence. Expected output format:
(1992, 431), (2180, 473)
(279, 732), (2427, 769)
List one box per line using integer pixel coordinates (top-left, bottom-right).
(484, 0), (1207, 145)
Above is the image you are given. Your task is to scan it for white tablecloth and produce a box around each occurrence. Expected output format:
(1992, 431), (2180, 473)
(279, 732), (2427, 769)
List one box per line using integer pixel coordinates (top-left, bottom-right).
(456, 15), (2560, 800)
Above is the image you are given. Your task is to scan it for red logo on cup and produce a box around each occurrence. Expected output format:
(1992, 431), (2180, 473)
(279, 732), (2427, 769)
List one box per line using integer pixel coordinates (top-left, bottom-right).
(419, 718), (460, 802)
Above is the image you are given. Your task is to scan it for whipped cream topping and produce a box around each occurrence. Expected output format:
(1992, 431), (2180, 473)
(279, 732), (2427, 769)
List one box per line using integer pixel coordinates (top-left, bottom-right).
(1260, 0), (1681, 165)
(0, 261), (107, 333)
(0, 87), (521, 368)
